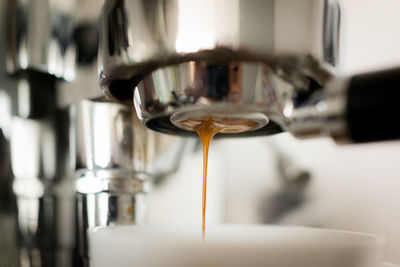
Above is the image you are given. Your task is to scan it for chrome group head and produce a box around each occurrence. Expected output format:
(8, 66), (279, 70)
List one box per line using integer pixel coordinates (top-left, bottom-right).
(99, 0), (342, 137)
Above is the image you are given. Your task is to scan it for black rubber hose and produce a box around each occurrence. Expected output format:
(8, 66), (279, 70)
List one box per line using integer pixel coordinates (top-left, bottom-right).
(346, 67), (400, 143)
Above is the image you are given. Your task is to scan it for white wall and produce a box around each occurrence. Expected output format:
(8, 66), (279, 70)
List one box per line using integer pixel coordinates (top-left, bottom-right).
(341, 0), (400, 74)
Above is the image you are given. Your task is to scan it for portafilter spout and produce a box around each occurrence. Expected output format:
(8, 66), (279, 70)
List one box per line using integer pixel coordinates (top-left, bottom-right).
(99, 0), (400, 143)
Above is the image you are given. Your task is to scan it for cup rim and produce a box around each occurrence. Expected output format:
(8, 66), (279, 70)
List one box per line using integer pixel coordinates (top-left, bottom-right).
(89, 223), (385, 245)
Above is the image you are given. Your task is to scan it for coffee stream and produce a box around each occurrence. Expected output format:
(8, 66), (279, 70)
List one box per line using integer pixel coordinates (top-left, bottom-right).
(193, 118), (222, 241)
(177, 115), (259, 240)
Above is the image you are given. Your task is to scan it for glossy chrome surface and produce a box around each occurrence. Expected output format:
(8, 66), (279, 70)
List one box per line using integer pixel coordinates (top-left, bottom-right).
(71, 99), (186, 265)
(15, 180), (75, 267)
(78, 190), (148, 228)
(8, 0), (76, 80)
(77, 191), (148, 232)
(134, 61), (293, 137)
(9, 74), (66, 181)
(72, 99), (185, 176)
(72, 100), (136, 173)
(100, 0), (342, 137)
(76, 186), (148, 263)
(99, 0), (341, 100)
(288, 77), (350, 142)
(4, 0), (78, 262)
(0, 129), (18, 267)
(2, 0), (191, 266)
(6, 74), (75, 267)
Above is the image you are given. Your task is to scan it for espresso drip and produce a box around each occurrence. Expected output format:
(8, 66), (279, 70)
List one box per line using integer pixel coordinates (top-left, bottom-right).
(180, 116), (261, 240)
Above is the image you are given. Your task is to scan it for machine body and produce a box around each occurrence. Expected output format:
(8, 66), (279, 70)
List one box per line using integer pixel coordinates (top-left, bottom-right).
(99, 0), (400, 143)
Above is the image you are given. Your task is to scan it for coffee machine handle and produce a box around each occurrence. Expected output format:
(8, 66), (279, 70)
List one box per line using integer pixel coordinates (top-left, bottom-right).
(289, 67), (400, 144)
(345, 67), (400, 143)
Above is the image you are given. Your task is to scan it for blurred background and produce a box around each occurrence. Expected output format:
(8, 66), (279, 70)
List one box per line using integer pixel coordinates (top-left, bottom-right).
(147, 0), (400, 263)
(1, 0), (400, 266)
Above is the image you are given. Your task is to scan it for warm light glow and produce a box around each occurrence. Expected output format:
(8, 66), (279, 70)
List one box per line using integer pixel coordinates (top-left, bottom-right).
(92, 107), (112, 168)
(175, 0), (215, 53)
(175, 0), (239, 53)
(0, 91), (11, 137)
(11, 118), (41, 178)
(13, 179), (44, 198)
(75, 174), (103, 194)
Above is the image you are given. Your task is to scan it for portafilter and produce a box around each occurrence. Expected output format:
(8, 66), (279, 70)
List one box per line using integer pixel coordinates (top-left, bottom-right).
(99, 0), (400, 143)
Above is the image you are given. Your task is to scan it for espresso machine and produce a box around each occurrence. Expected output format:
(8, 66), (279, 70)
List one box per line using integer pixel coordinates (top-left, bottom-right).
(98, 0), (400, 264)
(99, 0), (400, 143)
(1, 0), (400, 266)
(0, 0), (185, 266)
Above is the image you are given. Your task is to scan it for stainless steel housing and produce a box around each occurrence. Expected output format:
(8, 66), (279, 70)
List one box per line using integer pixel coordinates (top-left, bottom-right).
(7, 0), (76, 80)
(5, 0), (77, 263)
(2, 0), (189, 266)
(72, 99), (185, 177)
(71, 99), (186, 265)
(99, 0), (342, 137)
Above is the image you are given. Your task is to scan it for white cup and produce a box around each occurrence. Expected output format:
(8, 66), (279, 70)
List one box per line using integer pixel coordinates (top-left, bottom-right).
(89, 225), (384, 267)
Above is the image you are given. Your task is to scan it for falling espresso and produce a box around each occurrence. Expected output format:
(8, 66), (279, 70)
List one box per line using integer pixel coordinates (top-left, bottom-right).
(193, 118), (222, 240)
(177, 116), (259, 240)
